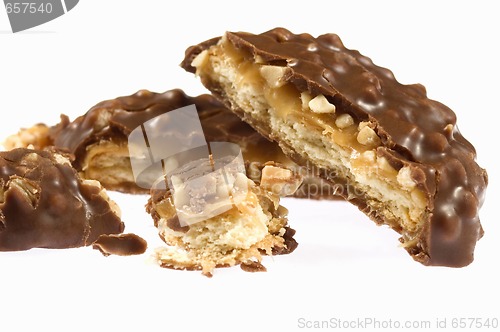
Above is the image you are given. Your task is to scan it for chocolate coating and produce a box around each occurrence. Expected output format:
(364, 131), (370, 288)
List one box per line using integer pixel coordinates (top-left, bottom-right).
(0, 148), (124, 251)
(182, 28), (488, 267)
(92, 233), (147, 256)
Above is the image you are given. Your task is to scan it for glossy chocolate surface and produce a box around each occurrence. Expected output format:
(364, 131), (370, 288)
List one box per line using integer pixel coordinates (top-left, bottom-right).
(92, 233), (147, 256)
(182, 28), (488, 267)
(0, 148), (124, 251)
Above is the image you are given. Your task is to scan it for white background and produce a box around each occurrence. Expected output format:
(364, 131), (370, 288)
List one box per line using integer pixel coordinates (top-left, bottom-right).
(1, 1), (498, 331)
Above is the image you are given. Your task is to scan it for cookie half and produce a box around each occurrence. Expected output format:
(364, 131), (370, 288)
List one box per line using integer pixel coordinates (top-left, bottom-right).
(147, 161), (301, 276)
(181, 28), (488, 267)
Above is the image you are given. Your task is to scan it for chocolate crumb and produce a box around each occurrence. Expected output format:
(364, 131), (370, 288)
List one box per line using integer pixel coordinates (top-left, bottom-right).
(240, 261), (267, 273)
(93, 233), (147, 257)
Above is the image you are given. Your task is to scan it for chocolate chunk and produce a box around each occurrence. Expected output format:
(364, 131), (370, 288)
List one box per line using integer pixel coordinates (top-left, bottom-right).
(240, 261), (267, 273)
(182, 28), (488, 267)
(92, 233), (147, 256)
(0, 148), (124, 251)
(272, 226), (298, 255)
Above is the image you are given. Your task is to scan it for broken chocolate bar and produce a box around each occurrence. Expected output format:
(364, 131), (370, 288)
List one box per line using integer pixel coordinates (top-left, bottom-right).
(182, 28), (488, 267)
(0, 148), (124, 251)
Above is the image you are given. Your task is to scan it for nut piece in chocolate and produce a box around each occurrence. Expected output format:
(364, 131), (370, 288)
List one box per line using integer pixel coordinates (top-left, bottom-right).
(0, 148), (124, 251)
(182, 28), (488, 267)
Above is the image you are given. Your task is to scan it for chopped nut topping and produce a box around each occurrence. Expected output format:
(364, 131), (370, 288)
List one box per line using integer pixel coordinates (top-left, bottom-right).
(300, 91), (313, 110)
(358, 121), (370, 130)
(308, 94), (336, 114)
(260, 165), (302, 196)
(361, 150), (376, 163)
(52, 152), (72, 166)
(254, 55), (265, 64)
(335, 113), (354, 129)
(259, 65), (288, 88)
(397, 166), (416, 190)
(8, 177), (40, 208)
(191, 50), (209, 69)
(357, 125), (381, 147)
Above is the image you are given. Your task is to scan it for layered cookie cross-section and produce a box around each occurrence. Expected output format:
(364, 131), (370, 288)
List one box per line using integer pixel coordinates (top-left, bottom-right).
(5, 89), (335, 198)
(182, 28), (488, 267)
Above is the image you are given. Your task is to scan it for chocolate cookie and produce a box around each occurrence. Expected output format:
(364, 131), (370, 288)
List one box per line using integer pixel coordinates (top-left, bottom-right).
(181, 28), (488, 267)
